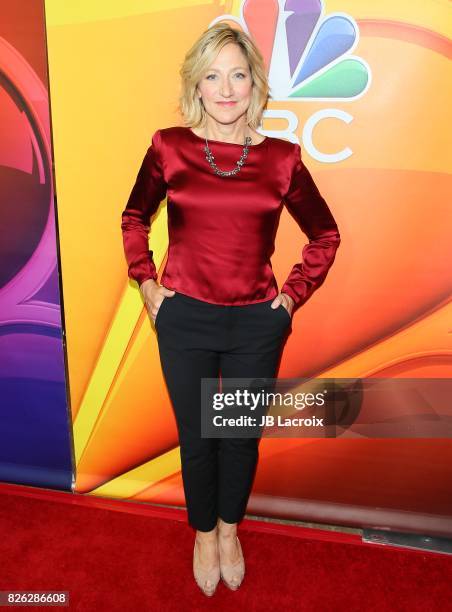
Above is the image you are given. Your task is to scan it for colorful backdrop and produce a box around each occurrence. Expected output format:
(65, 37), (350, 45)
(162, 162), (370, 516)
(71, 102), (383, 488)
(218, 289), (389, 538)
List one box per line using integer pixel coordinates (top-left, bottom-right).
(16, 0), (451, 533)
(0, 1), (73, 489)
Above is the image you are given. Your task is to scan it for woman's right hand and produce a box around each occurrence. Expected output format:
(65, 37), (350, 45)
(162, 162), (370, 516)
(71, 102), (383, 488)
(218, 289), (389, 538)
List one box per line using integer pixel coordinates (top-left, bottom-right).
(139, 279), (176, 323)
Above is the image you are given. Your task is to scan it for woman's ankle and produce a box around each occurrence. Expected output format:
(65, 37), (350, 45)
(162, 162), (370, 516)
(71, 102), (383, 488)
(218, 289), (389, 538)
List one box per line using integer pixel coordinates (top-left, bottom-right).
(217, 518), (238, 536)
(196, 526), (218, 542)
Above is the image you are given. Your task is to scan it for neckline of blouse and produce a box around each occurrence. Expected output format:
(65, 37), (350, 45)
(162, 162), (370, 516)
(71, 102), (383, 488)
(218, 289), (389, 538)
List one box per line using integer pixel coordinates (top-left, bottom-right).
(185, 126), (268, 148)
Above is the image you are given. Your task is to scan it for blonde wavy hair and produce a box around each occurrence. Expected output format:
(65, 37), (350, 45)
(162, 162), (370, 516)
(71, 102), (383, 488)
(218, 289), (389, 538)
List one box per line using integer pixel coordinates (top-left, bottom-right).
(178, 23), (269, 130)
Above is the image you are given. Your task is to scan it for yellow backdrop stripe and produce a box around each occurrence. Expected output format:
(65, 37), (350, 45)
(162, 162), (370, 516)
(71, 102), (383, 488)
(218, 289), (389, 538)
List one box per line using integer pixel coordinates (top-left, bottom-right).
(87, 447), (181, 498)
(73, 208), (169, 465)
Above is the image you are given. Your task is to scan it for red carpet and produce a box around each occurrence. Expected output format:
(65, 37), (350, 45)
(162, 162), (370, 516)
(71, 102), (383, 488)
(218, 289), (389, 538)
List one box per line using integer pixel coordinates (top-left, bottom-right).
(1, 484), (451, 611)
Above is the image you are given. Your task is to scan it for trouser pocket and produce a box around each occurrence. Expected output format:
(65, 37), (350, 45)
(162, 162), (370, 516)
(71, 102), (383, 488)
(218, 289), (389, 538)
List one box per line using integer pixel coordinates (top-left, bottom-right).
(155, 293), (177, 327)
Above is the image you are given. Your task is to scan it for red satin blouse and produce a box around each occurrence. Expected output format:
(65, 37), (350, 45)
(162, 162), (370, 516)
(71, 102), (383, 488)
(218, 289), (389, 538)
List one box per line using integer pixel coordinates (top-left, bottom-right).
(121, 126), (340, 309)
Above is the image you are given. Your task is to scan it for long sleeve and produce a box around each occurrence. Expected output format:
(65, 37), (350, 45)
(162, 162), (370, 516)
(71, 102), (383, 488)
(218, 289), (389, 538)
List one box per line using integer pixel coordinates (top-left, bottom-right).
(280, 144), (341, 310)
(120, 129), (167, 287)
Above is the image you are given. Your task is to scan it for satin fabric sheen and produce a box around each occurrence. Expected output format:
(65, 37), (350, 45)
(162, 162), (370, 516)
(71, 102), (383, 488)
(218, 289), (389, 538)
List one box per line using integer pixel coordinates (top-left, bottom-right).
(121, 126), (340, 309)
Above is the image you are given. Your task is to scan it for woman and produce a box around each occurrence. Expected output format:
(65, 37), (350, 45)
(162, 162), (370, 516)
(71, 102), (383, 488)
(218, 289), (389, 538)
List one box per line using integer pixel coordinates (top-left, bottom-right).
(121, 23), (341, 596)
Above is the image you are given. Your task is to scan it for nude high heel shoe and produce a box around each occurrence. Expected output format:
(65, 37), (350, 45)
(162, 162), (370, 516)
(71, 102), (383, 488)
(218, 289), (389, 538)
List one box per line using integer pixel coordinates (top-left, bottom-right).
(219, 535), (245, 590)
(193, 539), (220, 597)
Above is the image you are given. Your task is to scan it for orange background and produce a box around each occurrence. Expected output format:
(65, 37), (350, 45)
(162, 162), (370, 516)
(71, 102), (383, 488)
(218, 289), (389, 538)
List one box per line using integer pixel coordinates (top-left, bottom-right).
(44, 1), (452, 532)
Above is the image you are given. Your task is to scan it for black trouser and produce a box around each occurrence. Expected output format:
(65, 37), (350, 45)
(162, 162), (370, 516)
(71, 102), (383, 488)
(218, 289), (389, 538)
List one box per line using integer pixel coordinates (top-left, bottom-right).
(155, 291), (291, 532)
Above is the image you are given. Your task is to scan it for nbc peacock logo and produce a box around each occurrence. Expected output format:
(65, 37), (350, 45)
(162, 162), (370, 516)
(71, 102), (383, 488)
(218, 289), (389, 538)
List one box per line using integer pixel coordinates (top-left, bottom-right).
(209, 0), (371, 101)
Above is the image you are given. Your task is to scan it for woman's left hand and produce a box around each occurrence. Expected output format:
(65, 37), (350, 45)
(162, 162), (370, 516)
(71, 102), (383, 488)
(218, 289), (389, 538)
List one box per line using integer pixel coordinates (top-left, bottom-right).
(271, 292), (294, 317)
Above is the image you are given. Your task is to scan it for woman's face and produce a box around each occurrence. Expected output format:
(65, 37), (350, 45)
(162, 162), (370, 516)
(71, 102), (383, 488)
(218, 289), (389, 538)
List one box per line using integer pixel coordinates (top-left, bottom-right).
(196, 42), (253, 127)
